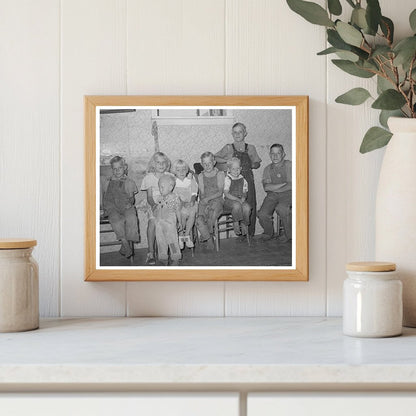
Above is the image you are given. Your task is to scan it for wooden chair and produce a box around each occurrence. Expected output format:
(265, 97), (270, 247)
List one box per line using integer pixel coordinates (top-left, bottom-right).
(213, 211), (251, 251)
(274, 204), (292, 238)
(179, 223), (198, 258)
(100, 216), (135, 264)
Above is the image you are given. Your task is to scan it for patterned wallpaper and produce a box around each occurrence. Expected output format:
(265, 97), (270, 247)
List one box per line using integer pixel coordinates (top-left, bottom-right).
(100, 108), (292, 249)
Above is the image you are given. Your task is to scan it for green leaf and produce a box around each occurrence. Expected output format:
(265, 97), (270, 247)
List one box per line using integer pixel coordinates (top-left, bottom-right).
(332, 59), (375, 78)
(393, 36), (416, 71)
(380, 16), (394, 44)
(327, 29), (348, 48)
(317, 46), (359, 61)
(377, 75), (393, 94)
(371, 46), (392, 58)
(366, 0), (382, 35)
(317, 47), (338, 55)
(335, 87), (371, 105)
(327, 29), (369, 59)
(379, 110), (402, 129)
(372, 89), (407, 110)
(328, 0), (342, 16)
(360, 127), (392, 153)
(410, 9), (416, 32)
(362, 59), (379, 71)
(286, 0), (334, 27)
(336, 21), (363, 47)
(351, 7), (368, 32)
(335, 50), (359, 62)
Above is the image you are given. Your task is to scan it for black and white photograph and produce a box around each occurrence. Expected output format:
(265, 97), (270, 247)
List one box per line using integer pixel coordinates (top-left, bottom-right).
(84, 95), (308, 281)
(98, 106), (294, 268)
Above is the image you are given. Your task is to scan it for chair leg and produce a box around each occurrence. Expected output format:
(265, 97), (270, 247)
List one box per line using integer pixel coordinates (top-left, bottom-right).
(129, 241), (134, 265)
(191, 226), (196, 257)
(214, 221), (220, 252)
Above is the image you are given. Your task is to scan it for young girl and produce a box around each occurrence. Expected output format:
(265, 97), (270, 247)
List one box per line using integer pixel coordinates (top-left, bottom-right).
(103, 156), (140, 258)
(140, 152), (173, 265)
(154, 174), (182, 266)
(172, 159), (198, 249)
(196, 152), (225, 248)
(223, 157), (251, 237)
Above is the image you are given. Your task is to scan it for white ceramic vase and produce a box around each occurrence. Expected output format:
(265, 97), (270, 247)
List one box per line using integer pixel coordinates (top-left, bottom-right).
(375, 117), (416, 327)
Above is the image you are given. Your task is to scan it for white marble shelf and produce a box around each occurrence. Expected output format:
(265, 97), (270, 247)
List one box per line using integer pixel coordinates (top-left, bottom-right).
(1, 317), (416, 388)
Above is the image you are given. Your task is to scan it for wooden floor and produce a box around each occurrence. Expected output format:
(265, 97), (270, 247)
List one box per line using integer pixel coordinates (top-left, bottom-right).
(100, 236), (292, 267)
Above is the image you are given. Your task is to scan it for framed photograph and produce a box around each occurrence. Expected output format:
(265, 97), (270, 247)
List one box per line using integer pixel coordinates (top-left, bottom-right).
(85, 96), (308, 281)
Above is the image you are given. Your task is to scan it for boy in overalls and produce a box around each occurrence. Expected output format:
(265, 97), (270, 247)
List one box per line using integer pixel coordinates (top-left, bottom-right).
(103, 156), (140, 258)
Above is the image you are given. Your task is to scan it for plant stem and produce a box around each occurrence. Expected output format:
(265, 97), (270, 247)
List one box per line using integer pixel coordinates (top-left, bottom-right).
(409, 56), (416, 117)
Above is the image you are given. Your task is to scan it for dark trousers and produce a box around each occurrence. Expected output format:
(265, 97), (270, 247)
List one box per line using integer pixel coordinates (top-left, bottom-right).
(245, 176), (256, 236)
(223, 199), (251, 224)
(108, 206), (140, 241)
(257, 191), (292, 238)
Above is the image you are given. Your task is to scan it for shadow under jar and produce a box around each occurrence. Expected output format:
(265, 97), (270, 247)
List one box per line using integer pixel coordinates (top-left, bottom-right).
(343, 261), (403, 338)
(0, 239), (39, 332)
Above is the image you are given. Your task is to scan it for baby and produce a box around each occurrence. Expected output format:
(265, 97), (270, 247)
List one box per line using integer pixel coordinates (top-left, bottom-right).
(154, 174), (182, 266)
(172, 159), (198, 249)
(103, 156), (140, 258)
(223, 157), (251, 236)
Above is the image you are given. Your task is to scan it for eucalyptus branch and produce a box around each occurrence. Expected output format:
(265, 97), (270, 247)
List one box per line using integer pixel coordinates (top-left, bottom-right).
(286, 0), (416, 151)
(362, 37), (373, 53)
(390, 58), (400, 86)
(409, 56), (416, 117)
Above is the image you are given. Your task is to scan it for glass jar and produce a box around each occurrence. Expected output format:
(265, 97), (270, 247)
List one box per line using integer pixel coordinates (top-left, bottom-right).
(343, 261), (402, 338)
(0, 239), (39, 332)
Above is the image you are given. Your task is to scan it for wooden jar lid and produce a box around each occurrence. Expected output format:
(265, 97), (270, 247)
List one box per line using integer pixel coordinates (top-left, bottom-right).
(346, 261), (396, 272)
(0, 239), (37, 249)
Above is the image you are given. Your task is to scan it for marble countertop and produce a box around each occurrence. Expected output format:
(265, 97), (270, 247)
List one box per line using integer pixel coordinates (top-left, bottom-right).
(1, 317), (416, 388)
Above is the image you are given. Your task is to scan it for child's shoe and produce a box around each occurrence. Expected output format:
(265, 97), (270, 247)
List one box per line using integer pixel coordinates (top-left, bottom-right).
(241, 223), (248, 236)
(170, 259), (180, 266)
(145, 253), (156, 265)
(159, 259), (169, 266)
(233, 222), (241, 235)
(120, 240), (133, 258)
(178, 236), (185, 249)
(207, 237), (215, 250)
(184, 235), (194, 248)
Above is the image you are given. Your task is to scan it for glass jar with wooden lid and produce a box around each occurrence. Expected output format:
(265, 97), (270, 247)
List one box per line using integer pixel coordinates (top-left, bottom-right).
(343, 261), (402, 338)
(0, 239), (39, 332)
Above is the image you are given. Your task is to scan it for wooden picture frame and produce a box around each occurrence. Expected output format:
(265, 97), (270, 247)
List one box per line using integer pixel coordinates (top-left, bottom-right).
(85, 96), (308, 281)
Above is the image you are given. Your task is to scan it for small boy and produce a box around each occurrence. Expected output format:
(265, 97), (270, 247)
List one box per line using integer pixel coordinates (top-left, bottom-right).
(196, 152), (225, 247)
(103, 156), (140, 258)
(172, 159), (198, 249)
(223, 157), (251, 237)
(154, 174), (182, 266)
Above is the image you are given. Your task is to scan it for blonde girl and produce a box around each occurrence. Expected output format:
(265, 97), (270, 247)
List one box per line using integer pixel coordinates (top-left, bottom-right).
(140, 152), (173, 265)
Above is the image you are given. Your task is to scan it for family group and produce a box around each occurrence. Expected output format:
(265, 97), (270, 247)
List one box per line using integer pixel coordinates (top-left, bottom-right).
(102, 122), (292, 266)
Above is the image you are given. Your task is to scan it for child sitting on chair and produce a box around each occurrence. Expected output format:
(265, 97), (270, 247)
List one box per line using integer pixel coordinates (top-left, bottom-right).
(140, 152), (173, 265)
(196, 151), (225, 248)
(223, 157), (251, 237)
(172, 159), (198, 249)
(154, 174), (182, 266)
(103, 156), (140, 258)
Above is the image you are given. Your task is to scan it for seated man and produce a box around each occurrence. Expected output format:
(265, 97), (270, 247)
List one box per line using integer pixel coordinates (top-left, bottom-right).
(257, 143), (292, 242)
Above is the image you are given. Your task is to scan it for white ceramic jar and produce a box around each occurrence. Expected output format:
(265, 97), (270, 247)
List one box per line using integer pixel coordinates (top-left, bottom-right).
(343, 262), (402, 338)
(0, 239), (39, 332)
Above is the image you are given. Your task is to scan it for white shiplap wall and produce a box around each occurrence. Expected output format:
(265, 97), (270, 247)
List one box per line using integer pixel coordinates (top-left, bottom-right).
(1, 0), (413, 317)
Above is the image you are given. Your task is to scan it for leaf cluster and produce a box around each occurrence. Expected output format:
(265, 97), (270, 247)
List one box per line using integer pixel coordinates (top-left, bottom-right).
(287, 0), (416, 153)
